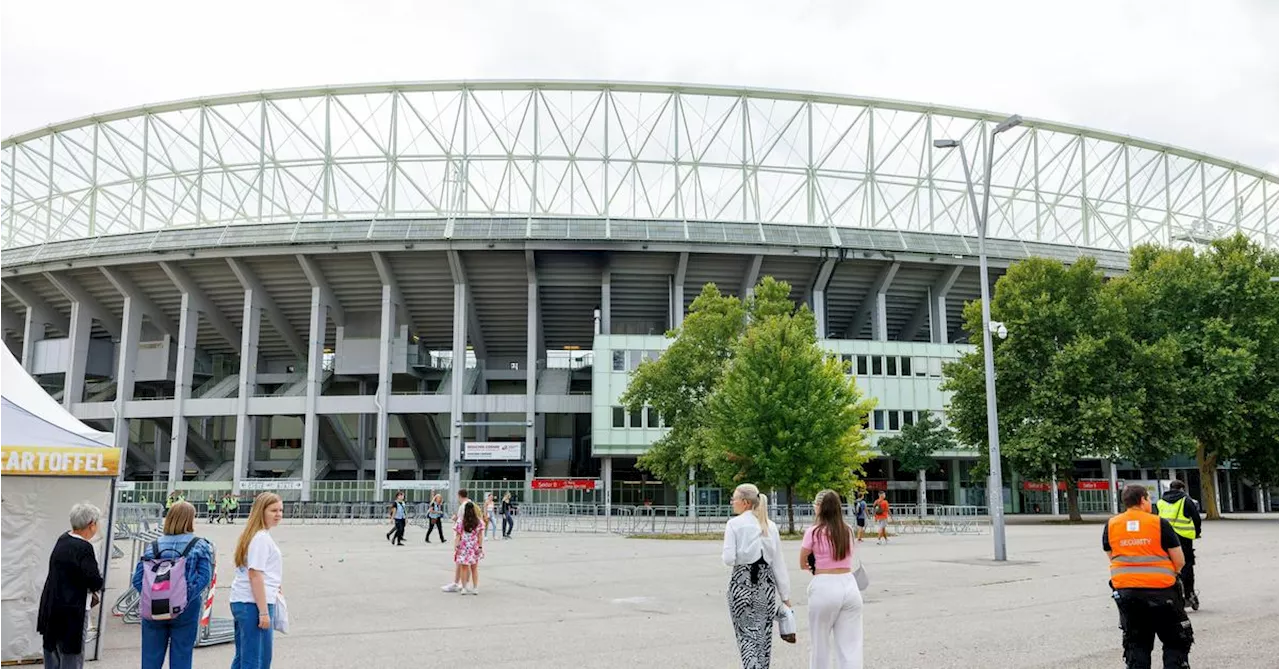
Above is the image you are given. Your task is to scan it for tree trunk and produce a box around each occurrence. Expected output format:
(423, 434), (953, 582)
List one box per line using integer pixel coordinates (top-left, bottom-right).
(918, 469), (927, 518)
(785, 485), (796, 534)
(1065, 479), (1082, 522)
(1196, 440), (1221, 520)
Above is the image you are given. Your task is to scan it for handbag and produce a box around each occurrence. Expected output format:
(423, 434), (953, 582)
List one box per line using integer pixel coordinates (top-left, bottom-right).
(775, 603), (797, 641)
(273, 593), (290, 634)
(853, 560), (870, 592)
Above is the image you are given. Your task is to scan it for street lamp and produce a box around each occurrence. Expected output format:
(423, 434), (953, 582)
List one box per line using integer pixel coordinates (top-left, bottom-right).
(934, 113), (1023, 562)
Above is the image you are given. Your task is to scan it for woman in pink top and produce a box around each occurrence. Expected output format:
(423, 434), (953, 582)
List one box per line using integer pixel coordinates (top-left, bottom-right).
(799, 490), (863, 669)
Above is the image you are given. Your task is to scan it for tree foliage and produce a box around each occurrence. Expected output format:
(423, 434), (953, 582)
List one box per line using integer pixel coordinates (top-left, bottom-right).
(879, 411), (953, 475)
(707, 291), (874, 532)
(942, 257), (1187, 520)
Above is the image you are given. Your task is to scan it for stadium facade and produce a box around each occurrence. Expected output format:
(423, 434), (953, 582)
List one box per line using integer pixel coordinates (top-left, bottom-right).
(2, 81), (1275, 512)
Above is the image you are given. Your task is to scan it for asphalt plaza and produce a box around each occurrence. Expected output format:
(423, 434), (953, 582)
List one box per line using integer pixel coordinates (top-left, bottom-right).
(93, 516), (1278, 668)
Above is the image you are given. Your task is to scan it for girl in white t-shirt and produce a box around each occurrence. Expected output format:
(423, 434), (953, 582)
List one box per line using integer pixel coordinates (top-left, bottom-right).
(230, 493), (284, 669)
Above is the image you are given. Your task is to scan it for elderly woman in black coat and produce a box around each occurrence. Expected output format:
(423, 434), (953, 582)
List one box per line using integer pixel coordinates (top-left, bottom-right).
(37, 502), (105, 669)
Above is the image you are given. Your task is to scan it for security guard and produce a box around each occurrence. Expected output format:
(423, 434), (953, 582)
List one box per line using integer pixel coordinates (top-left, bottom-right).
(1104, 484), (1193, 669)
(1157, 480), (1202, 610)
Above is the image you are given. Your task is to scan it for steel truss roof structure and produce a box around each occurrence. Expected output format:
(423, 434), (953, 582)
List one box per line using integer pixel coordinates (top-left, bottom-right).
(3, 81), (1275, 253)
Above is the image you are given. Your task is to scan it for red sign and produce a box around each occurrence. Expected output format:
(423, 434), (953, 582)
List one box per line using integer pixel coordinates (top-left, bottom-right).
(531, 478), (601, 490)
(1021, 481), (1067, 492)
(863, 480), (888, 491)
(1076, 479), (1111, 491)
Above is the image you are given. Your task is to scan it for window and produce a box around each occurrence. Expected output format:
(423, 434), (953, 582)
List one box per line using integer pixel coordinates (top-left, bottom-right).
(903, 411), (915, 427)
(900, 357), (912, 376)
(856, 355), (868, 376)
(612, 351), (626, 371)
(928, 357), (943, 377)
(886, 356), (898, 376)
(889, 411), (901, 431)
(913, 356), (927, 377)
(646, 407), (659, 429)
(647, 350), (660, 363)
(629, 351), (643, 371)
(841, 354), (854, 374)
(872, 356), (883, 375)
(873, 410), (886, 431)
(630, 410), (642, 428)
(612, 407), (625, 428)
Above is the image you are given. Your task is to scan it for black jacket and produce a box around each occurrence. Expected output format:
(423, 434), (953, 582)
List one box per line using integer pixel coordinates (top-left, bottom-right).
(37, 533), (104, 654)
(1160, 490), (1202, 539)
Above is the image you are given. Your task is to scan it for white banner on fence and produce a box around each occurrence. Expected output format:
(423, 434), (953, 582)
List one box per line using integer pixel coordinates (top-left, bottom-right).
(116, 481), (136, 491)
(381, 479), (450, 490)
(240, 479), (304, 491)
(463, 441), (522, 461)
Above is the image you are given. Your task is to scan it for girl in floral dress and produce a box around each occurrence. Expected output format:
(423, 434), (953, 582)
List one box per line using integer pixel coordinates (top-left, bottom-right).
(453, 502), (485, 595)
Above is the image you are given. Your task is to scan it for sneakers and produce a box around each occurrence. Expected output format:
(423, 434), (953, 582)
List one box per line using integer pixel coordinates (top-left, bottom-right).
(441, 582), (462, 593)
(464, 587), (478, 596)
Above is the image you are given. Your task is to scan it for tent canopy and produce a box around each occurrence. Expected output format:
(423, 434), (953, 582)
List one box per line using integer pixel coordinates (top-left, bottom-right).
(1, 346), (111, 450)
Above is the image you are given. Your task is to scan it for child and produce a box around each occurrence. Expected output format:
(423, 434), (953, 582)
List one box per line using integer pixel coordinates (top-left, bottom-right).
(452, 502), (485, 595)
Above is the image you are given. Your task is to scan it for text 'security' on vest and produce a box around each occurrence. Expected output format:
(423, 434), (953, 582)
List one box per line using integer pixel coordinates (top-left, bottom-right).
(1107, 509), (1177, 589)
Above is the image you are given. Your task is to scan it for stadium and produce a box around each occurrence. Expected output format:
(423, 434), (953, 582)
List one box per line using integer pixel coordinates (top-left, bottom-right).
(2, 80), (1275, 513)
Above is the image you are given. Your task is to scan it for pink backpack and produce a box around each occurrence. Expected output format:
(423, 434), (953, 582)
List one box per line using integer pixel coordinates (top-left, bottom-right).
(140, 538), (201, 621)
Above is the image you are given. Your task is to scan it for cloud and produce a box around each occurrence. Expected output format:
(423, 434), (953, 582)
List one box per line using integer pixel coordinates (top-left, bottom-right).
(2, 0), (1275, 171)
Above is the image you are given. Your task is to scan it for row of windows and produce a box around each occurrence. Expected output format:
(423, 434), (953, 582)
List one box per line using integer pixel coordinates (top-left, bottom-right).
(612, 350), (662, 371)
(611, 406), (668, 429)
(835, 354), (946, 378)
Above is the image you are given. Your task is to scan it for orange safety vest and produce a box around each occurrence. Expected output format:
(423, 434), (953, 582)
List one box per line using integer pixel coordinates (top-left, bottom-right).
(1107, 509), (1178, 590)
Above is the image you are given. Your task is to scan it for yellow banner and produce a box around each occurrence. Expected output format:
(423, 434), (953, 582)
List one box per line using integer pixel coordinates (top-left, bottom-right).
(1, 445), (120, 477)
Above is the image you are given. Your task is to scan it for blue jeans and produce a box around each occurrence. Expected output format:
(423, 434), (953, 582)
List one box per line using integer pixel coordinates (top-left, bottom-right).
(230, 602), (274, 669)
(141, 605), (201, 669)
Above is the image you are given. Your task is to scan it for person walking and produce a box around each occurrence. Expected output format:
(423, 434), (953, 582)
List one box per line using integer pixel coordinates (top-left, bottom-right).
(872, 492), (890, 545)
(131, 501), (215, 669)
(483, 493), (498, 540)
(424, 494), (446, 543)
(800, 490), (863, 668)
(230, 493), (286, 669)
(1156, 480), (1202, 611)
(206, 495), (219, 524)
(224, 494), (240, 525)
(451, 501), (486, 595)
(38, 503), (105, 669)
(852, 493), (868, 543)
(500, 492), (515, 539)
(722, 483), (793, 668)
(441, 489), (477, 592)
(386, 492), (407, 546)
(1104, 484), (1193, 668)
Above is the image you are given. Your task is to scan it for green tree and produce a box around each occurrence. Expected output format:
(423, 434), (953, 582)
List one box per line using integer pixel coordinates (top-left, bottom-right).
(622, 279), (796, 485)
(943, 257), (1186, 521)
(1117, 235), (1278, 518)
(878, 411), (955, 516)
(706, 291), (874, 533)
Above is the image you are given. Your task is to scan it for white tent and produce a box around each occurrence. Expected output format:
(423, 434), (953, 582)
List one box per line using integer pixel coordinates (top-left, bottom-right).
(1, 344), (118, 663)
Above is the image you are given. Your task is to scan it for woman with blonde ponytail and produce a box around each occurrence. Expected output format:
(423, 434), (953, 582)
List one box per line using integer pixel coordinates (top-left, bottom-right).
(229, 493), (285, 669)
(722, 483), (793, 668)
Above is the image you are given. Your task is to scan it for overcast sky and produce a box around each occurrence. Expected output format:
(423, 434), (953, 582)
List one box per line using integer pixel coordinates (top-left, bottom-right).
(3, 0), (1276, 171)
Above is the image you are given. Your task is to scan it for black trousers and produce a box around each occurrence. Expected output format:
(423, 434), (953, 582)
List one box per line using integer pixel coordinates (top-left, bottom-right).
(392, 518), (407, 543)
(425, 517), (445, 543)
(1115, 587), (1193, 669)
(1177, 537), (1195, 595)
(502, 512), (514, 537)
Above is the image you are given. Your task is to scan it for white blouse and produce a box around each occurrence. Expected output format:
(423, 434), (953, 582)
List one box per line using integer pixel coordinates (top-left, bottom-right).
(721, 512), (791, 600)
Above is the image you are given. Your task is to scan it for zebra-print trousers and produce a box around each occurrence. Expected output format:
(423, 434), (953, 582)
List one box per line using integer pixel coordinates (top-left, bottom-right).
(728, 560), (779, 669)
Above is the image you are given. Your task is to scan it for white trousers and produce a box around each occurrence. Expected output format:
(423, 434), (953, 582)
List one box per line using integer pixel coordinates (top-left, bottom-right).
(807, 573), (864, 669)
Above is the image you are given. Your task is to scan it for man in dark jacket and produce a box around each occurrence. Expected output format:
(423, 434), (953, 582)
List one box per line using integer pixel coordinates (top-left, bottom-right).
(1157, 480), (1203, 610)
(37, 502), (105, 669)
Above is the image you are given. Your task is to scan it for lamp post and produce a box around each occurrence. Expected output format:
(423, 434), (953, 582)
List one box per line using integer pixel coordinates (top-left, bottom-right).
(934, 113), (1022, 562)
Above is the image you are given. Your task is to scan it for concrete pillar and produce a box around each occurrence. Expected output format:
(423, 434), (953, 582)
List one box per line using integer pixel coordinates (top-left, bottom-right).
(374, 286), (394, 497)
(917, 469), (927, 517)
(233, 289), (261, 495)
(600, 270), (611, 335)
(1108, 460), (1119, 514)
(872, 292), (889, 341)
(448, 283), (468, 495)
(1049, 465), (1061, 515)
(1258, 488), (1267, 513)
(301, 287), (326, 501)
(525, 275), (538, 490)
(21, 309), (47, 372)
(62, 302), (92, 408)
(688, 465), (697, 518)
(1224, 470), (1233, 513)
(602, 456), (613, 521)
(113, 297), (142, 480)
(168, 294), (198, 492)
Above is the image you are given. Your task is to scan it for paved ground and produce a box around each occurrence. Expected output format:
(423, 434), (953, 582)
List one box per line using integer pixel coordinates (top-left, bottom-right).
(92, 516), (1278, 668)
